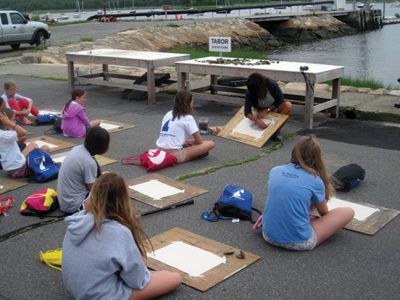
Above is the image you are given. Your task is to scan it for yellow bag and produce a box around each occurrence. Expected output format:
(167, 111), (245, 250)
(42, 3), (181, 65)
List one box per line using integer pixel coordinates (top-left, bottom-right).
(39, 248), (62, 271)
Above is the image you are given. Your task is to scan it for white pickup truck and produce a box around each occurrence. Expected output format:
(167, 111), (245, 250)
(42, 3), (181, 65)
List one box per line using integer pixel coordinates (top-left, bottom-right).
(0, 10), (51, 50)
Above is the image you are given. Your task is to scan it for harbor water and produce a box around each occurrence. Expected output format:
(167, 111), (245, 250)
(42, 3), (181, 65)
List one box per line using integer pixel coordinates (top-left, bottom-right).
(268, 4), (400, 88)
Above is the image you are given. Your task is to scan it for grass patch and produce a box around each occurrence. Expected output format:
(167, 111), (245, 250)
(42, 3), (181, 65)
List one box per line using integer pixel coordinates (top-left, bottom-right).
(325, 77), (385, 90)
(168, 48), (267, 60)
(31, 44), (48, 51)
(166, 23), (180, 28)
(176, 132), (297, 181)
(163, 88), (177, 95)
(6, 73), (67, 81)
(80, 36), (94, 42)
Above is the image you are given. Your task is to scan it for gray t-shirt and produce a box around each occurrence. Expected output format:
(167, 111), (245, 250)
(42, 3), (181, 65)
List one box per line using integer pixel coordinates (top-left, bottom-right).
(57, 145), (97, 213)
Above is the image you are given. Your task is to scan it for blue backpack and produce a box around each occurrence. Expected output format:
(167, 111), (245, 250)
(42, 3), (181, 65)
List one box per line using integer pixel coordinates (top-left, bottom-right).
(202, 185), (261, 222)
(35, 114), (58, 125)
(27, 149), (59, 183)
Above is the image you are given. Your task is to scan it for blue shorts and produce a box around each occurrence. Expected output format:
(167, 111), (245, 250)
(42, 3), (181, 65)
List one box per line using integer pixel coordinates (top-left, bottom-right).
(263, 229), (318, 251)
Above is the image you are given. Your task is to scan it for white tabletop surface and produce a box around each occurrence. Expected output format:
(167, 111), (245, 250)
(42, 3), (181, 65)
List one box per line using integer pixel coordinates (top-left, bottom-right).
(176, 56), (343, 74)
(66, 49), (189, 61)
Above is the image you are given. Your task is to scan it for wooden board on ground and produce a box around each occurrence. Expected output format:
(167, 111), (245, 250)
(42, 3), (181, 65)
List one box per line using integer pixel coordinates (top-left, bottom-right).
(327, 197), (400, 235)
(99, 120), (135, 133)
(126, 174), (208, 208)
(51, 151), (117, 167)
(219, 106), (288, 147)
(27, 136), (75, 153)
(146, 227), (261, 292)
(0, 177), (27, 195)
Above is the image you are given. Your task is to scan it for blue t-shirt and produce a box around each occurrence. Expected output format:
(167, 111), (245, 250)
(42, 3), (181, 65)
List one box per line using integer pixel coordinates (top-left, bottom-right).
(262, 163), (325, 244)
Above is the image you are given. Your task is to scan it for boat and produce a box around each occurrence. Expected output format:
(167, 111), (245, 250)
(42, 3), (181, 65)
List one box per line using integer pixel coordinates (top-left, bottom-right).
(356, 2), (364, 9)
(73, 13), (81, 18)
(216, 9), (231, 14)
(391, 1), (400, 7)
(303, 5), (314, 11)
(56, 15), (69, 20)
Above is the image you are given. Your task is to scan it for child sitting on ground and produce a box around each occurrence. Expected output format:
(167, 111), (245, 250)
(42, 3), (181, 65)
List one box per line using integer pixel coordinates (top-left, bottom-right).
(1, 80), (39, 125)
(57, 127), (109, 213)
(0, 108), (48, 178)
(62, 173), (182, 299)
(156, 91), (215, 163)
(262, 135), (354, 251)
(61, 89), (101, 138)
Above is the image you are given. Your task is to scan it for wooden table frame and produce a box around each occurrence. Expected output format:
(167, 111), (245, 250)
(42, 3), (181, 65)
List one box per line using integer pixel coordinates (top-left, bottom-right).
(66, 49), (190, 104)
(175, 57), (344, 129)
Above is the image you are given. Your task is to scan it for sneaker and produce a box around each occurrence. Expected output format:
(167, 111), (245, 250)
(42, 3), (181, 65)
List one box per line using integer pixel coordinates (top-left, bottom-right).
(271, 132), (282, 142)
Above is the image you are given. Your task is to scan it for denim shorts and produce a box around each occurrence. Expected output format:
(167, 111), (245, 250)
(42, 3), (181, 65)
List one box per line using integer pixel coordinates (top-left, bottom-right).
(263, 229), (318, 251)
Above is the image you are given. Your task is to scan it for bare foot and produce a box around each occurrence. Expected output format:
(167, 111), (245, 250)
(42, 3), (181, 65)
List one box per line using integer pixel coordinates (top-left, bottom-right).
(22, 118), (32, 126)
(40, 145), (50, 152)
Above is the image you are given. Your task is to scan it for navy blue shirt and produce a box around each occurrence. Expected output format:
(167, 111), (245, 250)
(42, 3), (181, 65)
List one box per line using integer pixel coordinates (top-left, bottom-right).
(244, 78), (284, 116)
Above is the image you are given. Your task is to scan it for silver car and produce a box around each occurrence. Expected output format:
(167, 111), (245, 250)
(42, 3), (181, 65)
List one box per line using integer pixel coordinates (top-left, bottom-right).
(0, 10), (51, 50)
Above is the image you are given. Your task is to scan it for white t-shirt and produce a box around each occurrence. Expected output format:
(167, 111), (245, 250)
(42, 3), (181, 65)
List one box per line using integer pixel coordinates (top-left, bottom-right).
(156, 111), (199, 149)
(0, 129), (26, 171)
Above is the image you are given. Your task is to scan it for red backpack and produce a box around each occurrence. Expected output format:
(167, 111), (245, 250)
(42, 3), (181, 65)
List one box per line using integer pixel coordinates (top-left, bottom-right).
(121, 149), (177, 172)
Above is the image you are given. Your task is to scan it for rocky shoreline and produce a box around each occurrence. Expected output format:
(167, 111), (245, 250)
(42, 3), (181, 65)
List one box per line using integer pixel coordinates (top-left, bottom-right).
(15, 16), (354, 65)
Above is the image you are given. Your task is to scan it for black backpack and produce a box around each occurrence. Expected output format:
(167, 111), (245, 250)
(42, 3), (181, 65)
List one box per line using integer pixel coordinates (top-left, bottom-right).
(330, 164), (365, 191)
(44, 116), (62, 134)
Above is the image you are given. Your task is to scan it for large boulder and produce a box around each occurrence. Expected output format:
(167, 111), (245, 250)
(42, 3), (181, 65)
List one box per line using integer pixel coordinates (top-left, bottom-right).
(264, 15), (355, 43)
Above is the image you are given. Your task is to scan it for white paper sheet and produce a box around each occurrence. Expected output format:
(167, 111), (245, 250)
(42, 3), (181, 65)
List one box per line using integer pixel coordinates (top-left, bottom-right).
(28, 140), (58, 149)
(232, 116), (276, 139)
(100, 122), (121, 131)
(328, 197), (380, 221)
(39, 109), (61, 116)
(51, 154), (67, 164)
(148, 241), (226, 277)
(129, 180), (184, 200)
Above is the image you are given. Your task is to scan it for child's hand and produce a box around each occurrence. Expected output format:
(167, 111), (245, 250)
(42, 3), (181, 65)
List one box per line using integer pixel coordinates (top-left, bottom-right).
(183, 140), (195, 147)
(255, 119), (268, 129)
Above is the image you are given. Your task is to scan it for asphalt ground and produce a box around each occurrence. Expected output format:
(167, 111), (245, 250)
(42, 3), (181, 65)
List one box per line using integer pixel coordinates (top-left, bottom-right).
(0, 75), (399, 300)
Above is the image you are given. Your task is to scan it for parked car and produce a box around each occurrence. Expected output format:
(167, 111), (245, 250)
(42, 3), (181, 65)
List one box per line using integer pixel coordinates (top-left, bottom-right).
(0, 10), (51, 50)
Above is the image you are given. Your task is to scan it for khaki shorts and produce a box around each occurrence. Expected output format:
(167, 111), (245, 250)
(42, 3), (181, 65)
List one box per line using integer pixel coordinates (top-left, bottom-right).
(161, 148), (186, 163)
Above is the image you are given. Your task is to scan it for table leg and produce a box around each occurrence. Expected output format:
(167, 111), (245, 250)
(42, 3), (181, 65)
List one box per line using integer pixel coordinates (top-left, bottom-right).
(210, 74), (218, 95)
(147, 64), (156, 105)
(67, 60), (75, 88)
(102, 64), (109, 81)
(304, 83), (315, 129)
(331, 78), (341, 118)
(177, 71), (188, 91)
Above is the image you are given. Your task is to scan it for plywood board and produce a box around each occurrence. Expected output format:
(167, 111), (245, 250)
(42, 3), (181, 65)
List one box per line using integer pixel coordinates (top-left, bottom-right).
(126, 174), (208, 208)
(99, 120), (136, 133)
(26, 136), (75, 153)
(0, 177), (27, 195)
(51, 151), (117, 167)
(219, 107), (288, 148)
(146, 227), (261, 292)
(328, 198), (399, 235)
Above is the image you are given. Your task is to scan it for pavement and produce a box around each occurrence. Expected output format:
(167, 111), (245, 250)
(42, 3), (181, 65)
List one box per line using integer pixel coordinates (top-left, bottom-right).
(0, 65), (399, 300)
